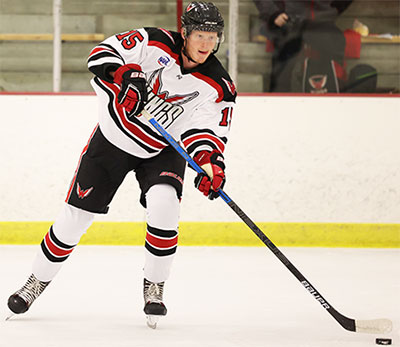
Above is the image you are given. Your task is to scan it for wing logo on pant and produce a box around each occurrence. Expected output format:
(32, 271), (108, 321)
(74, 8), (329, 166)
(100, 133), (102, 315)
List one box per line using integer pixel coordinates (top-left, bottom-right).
(77, 183), (94, 199)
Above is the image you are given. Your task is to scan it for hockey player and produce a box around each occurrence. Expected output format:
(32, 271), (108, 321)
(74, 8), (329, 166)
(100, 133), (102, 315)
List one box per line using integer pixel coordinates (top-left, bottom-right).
(7, 2), (236, 329)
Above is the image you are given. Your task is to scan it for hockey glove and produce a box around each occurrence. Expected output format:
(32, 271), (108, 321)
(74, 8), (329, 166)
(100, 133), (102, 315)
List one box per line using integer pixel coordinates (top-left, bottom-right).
(194, 149), (225, 200)
(114, 64), (147, 118)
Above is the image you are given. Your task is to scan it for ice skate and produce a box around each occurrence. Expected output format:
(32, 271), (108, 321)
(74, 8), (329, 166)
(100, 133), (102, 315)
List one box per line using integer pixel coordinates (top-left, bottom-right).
(143, 278), (167, 329)
(6, 274), (50, 320)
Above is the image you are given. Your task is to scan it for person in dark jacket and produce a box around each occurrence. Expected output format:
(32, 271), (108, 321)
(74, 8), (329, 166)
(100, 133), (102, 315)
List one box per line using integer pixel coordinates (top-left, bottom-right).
(253, 0), (353, 92)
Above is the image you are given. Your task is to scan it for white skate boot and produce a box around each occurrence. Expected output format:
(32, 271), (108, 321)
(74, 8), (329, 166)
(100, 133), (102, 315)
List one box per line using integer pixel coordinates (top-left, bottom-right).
(143, 278), (167, 329)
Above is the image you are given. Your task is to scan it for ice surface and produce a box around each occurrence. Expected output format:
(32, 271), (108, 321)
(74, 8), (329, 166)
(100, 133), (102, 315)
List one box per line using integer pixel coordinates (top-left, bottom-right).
(0, 246), (398, 347)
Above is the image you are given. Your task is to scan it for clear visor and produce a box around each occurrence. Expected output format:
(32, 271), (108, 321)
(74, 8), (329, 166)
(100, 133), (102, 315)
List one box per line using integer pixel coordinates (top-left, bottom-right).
(184, 24), (224, 43)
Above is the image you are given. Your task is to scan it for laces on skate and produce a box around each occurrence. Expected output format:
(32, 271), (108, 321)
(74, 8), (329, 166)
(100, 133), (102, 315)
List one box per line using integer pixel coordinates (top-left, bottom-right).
(7, 274), (50, 317)
(143, 278), (167, 329)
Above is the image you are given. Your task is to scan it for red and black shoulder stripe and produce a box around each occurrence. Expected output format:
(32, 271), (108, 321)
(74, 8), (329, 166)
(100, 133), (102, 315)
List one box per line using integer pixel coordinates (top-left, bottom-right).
(143, 27), (183, 59)
(193, 55), (237, 103)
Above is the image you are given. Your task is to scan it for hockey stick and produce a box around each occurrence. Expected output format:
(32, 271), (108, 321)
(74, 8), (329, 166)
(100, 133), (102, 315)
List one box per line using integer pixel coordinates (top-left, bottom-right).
(140, 108), (392, 334)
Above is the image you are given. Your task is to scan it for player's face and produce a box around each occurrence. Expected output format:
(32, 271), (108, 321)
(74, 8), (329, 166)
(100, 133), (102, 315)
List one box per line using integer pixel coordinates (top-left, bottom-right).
(183, 30), (218, 66)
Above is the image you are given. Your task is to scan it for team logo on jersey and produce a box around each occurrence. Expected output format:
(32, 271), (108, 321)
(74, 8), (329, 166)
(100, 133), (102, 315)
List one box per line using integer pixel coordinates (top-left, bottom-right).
(76, 183), (93, 199)
(145, 89), (185, 129)
(222, 77), (236, 95)
(145, 68), (199, 129)
(157, 55), (171, 67)
(149, 68), (199, 106)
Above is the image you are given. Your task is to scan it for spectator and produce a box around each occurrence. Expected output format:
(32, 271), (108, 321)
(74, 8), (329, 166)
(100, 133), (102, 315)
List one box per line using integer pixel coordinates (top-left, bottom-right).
(253, 0), (353, 92)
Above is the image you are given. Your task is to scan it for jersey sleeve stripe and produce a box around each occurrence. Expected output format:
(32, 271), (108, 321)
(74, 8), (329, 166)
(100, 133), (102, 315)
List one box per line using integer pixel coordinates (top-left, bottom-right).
(182, 133), (226, 153)
(89, 44), (124, 59)
(88, 51), (122, 62)
(88, 45), (125, 69)
(181, 128), (227, 153)
(95, 78), (169, 151)
(185, 140), (220, 155)
(99, 43), (124, 59)
(88, 55), (123, 68)
(88, 46), (115, 57)
(88, 48), (123, 62)
(181, 128), (228, 142)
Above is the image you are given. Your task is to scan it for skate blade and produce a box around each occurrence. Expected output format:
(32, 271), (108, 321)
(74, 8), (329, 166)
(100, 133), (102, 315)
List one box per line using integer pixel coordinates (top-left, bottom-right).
(146, 315), (159, 329)
(5, 311), (15, 321)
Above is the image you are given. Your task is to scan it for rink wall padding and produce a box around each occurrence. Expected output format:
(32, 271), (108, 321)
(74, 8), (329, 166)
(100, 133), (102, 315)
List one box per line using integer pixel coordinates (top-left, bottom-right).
(1, 94), (399, 248)
(0, 222), (399, 248)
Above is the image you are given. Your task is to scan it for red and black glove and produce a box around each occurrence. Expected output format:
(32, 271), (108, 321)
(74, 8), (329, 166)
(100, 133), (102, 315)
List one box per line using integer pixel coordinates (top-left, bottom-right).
(194, 150), (226, 200)
(114, 64), (147, 118)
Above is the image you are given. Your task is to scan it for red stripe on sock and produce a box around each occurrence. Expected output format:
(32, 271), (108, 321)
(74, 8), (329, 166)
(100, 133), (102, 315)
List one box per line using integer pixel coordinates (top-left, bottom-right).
(145, 233), (178, 249)
(44, 232), (75, 257)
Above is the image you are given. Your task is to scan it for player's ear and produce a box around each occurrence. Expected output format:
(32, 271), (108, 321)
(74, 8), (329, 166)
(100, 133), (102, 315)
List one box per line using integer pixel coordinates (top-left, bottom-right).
(181, 28), (186, 40)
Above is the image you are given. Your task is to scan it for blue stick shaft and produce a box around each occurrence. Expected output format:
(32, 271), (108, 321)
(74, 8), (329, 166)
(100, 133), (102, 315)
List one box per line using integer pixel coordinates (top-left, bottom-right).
(141, 109), (364, 333)
(147, 116), (232, 203)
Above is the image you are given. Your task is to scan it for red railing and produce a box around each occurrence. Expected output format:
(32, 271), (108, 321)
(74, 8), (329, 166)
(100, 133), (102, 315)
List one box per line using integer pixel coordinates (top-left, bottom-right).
(177, 0), (183, 32)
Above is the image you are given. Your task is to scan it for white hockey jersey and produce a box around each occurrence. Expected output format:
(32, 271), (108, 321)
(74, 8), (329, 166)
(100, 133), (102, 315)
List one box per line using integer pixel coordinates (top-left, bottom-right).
(87, 27), (236, 159)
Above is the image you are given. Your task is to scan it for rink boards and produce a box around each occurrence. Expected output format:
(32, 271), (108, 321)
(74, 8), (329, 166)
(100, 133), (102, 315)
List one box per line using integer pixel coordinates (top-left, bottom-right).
(0, 94), (399, 247)
(0, 221), (398, 247)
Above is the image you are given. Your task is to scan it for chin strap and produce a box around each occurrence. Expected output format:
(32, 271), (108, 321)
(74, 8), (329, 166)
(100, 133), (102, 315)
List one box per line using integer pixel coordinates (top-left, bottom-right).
(181, 38), (199, 65)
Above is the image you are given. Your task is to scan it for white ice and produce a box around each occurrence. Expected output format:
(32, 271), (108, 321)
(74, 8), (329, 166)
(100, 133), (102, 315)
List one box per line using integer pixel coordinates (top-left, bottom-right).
(0, 246), (399, 347)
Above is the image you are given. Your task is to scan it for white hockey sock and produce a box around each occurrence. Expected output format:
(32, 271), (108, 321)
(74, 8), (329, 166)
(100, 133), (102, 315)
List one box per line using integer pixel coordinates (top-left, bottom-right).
(144, 184), (180, 284)
(32, 204), (94, 282)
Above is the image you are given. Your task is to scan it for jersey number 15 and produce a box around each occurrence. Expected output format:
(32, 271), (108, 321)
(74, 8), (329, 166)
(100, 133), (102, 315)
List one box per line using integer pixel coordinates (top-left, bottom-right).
(116, 30), (144, 50)
(219, 107), (233, 127)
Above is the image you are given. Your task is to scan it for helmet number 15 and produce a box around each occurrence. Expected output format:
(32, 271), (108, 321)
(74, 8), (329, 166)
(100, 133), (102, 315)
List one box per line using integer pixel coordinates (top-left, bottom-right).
(116, 30), (144, 50)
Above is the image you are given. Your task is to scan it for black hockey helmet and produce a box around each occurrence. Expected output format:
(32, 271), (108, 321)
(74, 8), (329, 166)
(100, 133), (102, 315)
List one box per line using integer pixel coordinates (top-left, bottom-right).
(181, 1), (224, 41)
